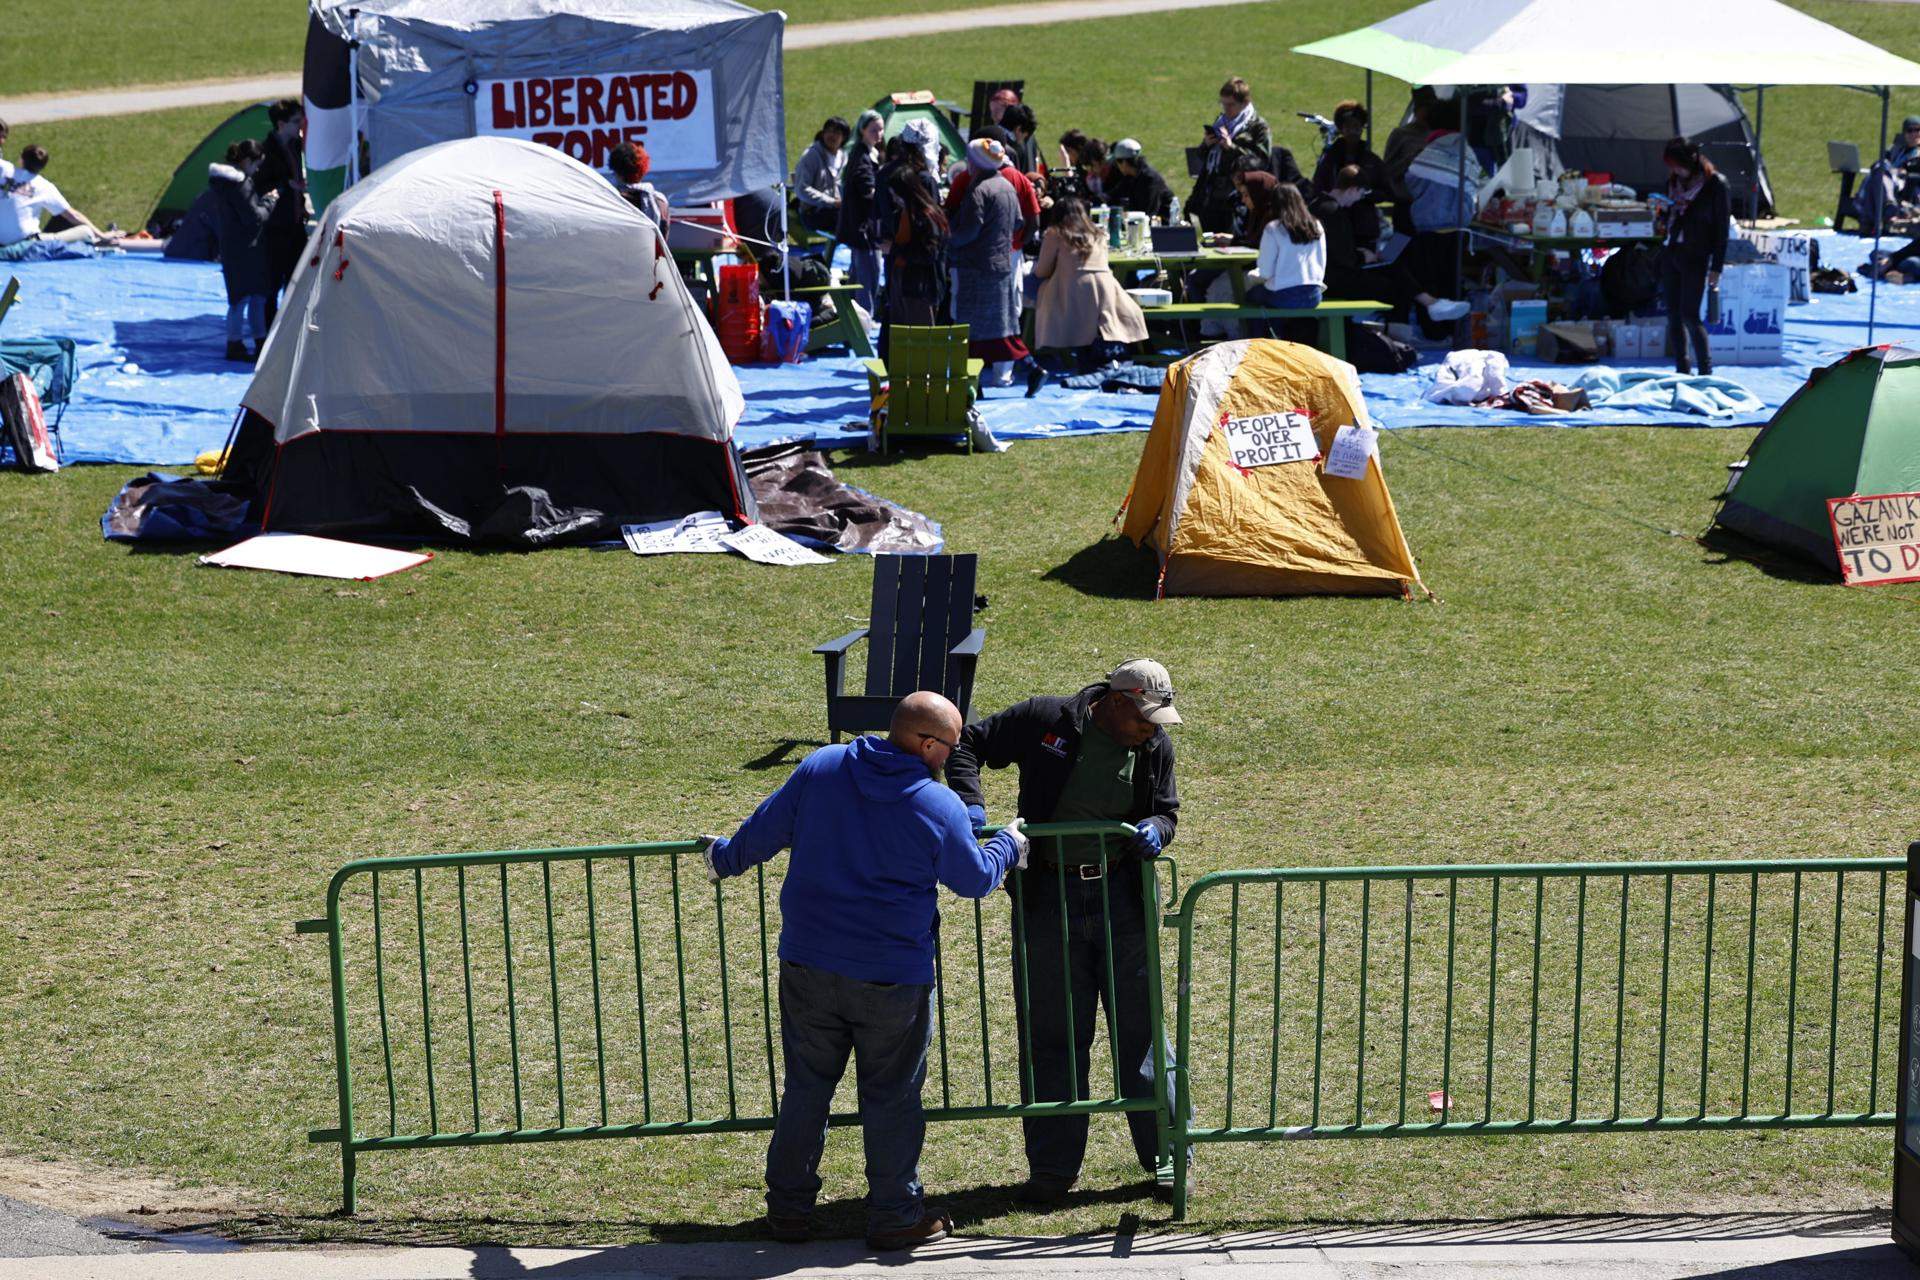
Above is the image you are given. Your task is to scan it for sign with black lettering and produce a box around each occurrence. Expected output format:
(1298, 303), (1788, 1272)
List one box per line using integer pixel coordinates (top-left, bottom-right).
(477, 70), (718, 172)
(1221, 410), (1319, 470)
(1827, 492), (1920, 586)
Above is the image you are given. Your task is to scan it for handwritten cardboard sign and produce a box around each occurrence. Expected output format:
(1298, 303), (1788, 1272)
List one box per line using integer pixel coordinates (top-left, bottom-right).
(1827, 492), (1920, 586)
(477, 69), (718, 172)
(1222, 410), (1319, 470)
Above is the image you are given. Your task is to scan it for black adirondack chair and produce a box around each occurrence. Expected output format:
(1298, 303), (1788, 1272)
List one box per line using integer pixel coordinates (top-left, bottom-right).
(813, 554), (985, 742)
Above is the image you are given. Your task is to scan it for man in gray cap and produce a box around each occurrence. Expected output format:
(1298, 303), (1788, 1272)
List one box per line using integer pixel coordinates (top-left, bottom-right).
(946, 660), (1181, 1205)
(1106, 139), (1174, 222)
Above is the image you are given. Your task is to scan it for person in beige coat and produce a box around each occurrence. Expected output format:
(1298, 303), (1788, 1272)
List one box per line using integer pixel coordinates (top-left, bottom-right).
(1028, 199), (1149, 394)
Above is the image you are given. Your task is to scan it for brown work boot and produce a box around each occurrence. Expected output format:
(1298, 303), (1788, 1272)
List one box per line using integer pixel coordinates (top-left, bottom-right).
(765, 1212), (812, 1244)
(866, 1205), (952, 1251)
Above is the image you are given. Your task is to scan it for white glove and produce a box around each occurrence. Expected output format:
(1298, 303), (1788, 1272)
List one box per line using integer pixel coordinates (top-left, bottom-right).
(699, 835), (723, 884)
(1004, 817), (1029, 871)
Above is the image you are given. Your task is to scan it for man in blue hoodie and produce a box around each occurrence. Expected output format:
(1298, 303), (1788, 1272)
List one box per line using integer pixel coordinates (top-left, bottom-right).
(704, 690), (1028, 1251)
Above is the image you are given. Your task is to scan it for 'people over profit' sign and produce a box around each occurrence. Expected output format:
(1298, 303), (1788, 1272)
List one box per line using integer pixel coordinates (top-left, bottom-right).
(1221, 410), (1320, 470)
(1827, 491), (1920, 586)
(478, 70), (718, 172)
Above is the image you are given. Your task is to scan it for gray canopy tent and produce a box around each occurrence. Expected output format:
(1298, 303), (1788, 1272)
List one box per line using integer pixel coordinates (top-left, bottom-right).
(1295, 0), (1920, 341)
(303, 0), (787, 212)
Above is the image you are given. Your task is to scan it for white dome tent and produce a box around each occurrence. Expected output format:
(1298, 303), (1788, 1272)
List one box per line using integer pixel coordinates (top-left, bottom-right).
(224, 136), (754, 544)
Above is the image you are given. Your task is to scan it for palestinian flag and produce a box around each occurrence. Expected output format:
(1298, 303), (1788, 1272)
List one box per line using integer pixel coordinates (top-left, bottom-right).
(302, 11), (352, 213)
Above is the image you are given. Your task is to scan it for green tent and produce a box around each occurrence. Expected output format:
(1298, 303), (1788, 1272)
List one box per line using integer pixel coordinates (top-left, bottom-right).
(872, 91), (969, 170)
(1713, 346), (1920, 572)
(145, 102), (273, 230)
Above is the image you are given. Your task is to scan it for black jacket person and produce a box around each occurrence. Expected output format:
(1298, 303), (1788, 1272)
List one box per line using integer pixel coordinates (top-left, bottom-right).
(945, 660), (1180, 1204)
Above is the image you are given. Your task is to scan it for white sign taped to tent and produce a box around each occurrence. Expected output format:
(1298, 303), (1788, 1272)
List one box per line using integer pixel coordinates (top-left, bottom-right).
(1828, 492), (1920, 586)
(477, 70), (719, 172)
(1221, 410), (1320, 470)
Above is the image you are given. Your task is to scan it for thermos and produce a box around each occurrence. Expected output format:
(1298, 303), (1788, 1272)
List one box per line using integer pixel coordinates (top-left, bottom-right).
(1107, 206), (1124, 248)
(1707, 282), (1721, 325)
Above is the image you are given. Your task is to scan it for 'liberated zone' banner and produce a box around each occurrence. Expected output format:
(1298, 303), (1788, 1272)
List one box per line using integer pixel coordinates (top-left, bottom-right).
(1827, 491), (1920, 586)
(478, 70), (718, 172)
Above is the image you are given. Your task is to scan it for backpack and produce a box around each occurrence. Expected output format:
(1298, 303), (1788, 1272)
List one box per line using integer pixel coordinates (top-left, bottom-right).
(1600, 243), (1663, 316)
(759, 300), (812, 363)
(1344, 322), (1418, 374)
(0, 373), (57, 472)
(1812, 265), (1858, 294)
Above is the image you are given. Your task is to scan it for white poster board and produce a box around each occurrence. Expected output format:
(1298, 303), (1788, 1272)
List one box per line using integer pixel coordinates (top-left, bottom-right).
(1322, 424), (1379, 479)
(199, 534), (431, 580)
(720, 524), (833, 566)
(477, 69), (719, 172)
(1222, 411), (1320, 470)
(621, 511), (731, 555)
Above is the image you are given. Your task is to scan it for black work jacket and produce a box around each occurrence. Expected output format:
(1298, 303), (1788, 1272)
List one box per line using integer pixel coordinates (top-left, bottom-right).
(947, 684), (1179, 855)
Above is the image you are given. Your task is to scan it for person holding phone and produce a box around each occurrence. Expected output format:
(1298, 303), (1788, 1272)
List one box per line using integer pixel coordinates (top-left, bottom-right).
(1187, 76), (1270, 233)
(1659, 135), (1730, 376)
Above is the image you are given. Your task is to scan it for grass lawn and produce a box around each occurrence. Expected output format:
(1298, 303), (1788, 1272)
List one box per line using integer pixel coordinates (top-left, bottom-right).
(2, 425), (1917, 1243)
(20, 0), (1920, 233)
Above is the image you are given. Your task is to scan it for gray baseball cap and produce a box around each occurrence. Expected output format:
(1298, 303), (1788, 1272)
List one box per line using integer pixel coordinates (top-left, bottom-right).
(1111, 137), (1144, 161)
(1109, 658), (1180, 725)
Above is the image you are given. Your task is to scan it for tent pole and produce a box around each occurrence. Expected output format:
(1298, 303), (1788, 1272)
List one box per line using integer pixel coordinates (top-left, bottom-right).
(346, 8), (361, 187)
(1365, 71), (1374, 147)
(777, 181), (792, 303)
(1870, 86), (1888, 345)
(1752, 87), (1765, 221)
(1453, 88), (1467, 322)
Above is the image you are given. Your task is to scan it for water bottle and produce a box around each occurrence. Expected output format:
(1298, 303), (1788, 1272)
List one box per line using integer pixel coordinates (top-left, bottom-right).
(1166, 195), (1181, 227)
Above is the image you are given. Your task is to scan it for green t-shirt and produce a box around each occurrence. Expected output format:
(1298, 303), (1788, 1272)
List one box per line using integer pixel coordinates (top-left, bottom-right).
(1046, 721), (1137, 866)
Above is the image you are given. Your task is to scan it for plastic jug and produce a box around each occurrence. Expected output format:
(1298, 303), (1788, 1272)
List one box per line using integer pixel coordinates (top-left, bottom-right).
(1531, 202), (1556, 236)
(1568, 208), (1596, 238)
(1547, 208), (1568, 238)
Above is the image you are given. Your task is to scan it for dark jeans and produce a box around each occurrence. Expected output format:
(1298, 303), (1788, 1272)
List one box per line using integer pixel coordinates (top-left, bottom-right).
(1661, 250), (1711, 374)
(765, 960), (932, 1232)
(1011, 865), (1167, 1184)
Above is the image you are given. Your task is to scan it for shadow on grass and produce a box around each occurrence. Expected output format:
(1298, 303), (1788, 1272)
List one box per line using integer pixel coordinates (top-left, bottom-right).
(1043, 537), (1159, 600)
(1696, 528), (1839, 585)
(743, 738), (826, 771)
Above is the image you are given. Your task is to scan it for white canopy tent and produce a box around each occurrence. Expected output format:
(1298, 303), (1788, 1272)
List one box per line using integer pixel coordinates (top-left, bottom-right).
(1294, 0), (1920, 339)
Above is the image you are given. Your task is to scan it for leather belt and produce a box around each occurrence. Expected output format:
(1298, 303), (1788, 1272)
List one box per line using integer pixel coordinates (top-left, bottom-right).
(1033, 862), (1106, 879)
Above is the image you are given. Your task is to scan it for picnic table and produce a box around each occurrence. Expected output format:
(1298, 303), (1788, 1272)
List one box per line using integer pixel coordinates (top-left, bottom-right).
(1468, 224), (1663, 281)
(1137, 299), (1391, 362)
(1107, 247), (1260, 302)
(791, 282), (874, 357)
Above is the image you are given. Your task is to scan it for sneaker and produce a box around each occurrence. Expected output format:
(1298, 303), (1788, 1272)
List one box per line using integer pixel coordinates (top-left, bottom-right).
(1425, 298), (1470, 322)
(1025, 361), (1046, 398)
(866, 1205), (952, 1251)
(225, 341), (252, 362)
(765, 1213), (812, 1244)
(1015, 1176), (1073, 1207)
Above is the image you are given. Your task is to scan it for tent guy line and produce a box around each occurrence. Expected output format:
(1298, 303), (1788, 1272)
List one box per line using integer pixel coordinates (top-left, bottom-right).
(0, 0), (1261, 126)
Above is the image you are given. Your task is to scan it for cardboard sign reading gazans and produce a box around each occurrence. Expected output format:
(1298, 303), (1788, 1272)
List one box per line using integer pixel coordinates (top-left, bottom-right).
(478, 70), (719, 172)
(1828, 492), (1920, 586)
(1222, 411), (1320, 470)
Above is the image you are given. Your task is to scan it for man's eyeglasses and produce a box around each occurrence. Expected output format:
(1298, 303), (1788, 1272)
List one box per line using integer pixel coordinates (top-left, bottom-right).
(918, 731), (958, 751)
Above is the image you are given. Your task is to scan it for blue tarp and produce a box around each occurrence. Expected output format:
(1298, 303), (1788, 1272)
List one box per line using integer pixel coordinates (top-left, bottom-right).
(11, 234), (1920, 465)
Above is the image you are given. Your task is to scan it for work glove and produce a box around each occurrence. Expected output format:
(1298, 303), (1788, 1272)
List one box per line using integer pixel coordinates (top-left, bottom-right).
(966, 804), (988, 836)
(1128, 822), (1163, 859)
(699, 835), (725, 884)
(1004, 817), (1029, 871)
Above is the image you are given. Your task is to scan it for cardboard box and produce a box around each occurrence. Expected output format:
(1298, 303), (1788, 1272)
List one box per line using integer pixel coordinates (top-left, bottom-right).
(1509, 299), (1549, 357)
(1729, 263), (1789, 365)
(1614, 319), (1642, 360)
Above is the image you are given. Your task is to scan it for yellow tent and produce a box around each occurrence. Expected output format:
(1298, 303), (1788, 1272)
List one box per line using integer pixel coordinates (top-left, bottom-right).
(1120, 340), (1425, 598)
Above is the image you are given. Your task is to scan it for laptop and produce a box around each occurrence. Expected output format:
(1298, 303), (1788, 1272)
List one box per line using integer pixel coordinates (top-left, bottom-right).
(1149, 223), (1201, 256)
(1365, 232), (1411, 266)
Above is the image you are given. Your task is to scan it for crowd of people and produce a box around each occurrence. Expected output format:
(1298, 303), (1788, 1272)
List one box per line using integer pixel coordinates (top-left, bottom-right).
(782, 76), (1483, 389)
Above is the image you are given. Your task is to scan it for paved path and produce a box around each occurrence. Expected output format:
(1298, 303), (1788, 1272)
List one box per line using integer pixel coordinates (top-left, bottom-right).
(1, 0), (1255, 126)
(0, 1196), (136, 1260)
(0, 1212), (1909, 1279)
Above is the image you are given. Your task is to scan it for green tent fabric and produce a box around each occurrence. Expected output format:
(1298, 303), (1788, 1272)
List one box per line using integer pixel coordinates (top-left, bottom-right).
(872, 92), (968, 169)
(1714, 347), (1920, 572)
(144, 102), (272, 230)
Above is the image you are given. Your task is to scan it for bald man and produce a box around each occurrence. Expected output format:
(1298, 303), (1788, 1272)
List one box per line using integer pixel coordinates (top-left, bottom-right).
(704, 692), (1029, 1251)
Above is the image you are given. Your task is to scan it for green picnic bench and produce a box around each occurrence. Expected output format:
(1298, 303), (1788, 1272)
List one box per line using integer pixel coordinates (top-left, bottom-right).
(1140, 299), (1392, 362)
(792, 282), (874, 357)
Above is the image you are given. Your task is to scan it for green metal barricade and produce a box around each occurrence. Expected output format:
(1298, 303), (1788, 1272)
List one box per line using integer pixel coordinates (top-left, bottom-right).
(298, 822), (1173, 1214)
(1164, 858), (1904, 1218)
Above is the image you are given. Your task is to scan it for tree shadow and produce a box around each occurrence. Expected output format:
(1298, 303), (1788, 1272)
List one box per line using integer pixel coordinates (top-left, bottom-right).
(1043, 537), (1159, 600)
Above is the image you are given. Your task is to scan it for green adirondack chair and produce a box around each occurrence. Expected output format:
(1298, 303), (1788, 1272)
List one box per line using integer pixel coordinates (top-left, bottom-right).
(0, 278), (19, 330)
(863, 325), (983, 454)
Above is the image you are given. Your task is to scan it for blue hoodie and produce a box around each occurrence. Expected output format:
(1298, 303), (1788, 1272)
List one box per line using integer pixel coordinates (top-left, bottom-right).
(709, 736), (1021, 985)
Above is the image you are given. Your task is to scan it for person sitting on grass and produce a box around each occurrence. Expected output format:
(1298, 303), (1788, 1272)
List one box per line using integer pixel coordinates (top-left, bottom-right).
(702, 691), (1029, 1252)
(208, 139), (276, 363)
(1030, 198), (1149, 394)
(0, 146), (119, 248)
